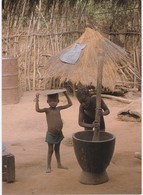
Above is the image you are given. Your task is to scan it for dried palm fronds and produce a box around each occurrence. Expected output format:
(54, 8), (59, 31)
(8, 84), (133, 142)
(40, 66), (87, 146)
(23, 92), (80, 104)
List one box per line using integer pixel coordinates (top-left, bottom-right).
(45, 28), (139, 91)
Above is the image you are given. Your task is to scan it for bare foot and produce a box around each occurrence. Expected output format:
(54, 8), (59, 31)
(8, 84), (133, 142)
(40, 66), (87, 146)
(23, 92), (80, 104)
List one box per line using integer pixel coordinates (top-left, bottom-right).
(46, 168), (52, 173)
(57, 164), (68, 169)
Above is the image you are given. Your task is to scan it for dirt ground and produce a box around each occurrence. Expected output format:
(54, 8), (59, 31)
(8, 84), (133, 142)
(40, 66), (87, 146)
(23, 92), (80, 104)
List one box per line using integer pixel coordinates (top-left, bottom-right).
(2, 91), (141, 195)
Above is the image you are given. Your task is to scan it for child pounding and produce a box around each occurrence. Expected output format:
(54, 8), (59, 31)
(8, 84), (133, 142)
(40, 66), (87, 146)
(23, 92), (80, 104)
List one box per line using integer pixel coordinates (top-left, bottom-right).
(76, 87), (110, 131)
(35, 89), (72, 173)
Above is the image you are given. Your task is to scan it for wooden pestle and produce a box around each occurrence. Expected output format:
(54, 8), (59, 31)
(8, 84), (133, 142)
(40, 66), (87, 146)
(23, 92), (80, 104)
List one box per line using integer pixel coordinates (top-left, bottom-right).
(92, 49), (105, 141)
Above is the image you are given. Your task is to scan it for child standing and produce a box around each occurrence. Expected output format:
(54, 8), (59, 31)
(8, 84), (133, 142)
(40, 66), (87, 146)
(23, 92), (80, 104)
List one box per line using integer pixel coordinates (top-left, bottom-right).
(35, 90), (72, 173)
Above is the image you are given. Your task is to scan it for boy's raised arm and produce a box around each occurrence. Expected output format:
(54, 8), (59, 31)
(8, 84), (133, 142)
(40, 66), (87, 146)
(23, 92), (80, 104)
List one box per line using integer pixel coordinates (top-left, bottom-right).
(64, 91), (72, 106)
(101, 99), (110, 116)
(59, 91), (72, 109)
(35, 93), (47, 113)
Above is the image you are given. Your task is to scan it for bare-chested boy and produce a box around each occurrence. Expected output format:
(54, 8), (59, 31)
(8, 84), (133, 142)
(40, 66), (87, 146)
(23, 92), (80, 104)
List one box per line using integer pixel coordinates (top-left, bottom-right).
(35, 90), (72, 173)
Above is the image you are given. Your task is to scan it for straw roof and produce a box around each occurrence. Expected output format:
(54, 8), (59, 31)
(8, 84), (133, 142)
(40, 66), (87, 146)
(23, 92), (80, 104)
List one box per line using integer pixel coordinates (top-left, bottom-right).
(45, 27), (137, 91)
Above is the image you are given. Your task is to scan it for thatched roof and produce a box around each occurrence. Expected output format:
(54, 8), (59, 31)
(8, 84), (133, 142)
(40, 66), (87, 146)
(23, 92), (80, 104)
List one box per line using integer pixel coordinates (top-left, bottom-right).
(45, 28), (138, 91)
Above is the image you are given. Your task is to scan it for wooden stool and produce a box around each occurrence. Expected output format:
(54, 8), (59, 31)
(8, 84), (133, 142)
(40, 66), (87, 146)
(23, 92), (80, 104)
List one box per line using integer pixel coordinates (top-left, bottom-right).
(2, 153), (15, 183)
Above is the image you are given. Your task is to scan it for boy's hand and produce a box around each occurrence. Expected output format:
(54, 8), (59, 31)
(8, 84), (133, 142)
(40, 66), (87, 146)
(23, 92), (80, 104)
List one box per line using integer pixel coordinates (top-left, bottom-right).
(92, 120), (100, 128)
(63, 90), (67, 94)
(96, 108), (103, 116)
(63, 90), (67, 95)
(36, 93), (40, 97)
(36, 93), (40, 101)
(33, 93), (40, 102)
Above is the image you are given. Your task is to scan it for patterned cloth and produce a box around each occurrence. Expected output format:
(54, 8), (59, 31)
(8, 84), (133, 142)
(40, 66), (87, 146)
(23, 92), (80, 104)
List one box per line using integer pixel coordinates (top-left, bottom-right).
(45, 131), (64, 144)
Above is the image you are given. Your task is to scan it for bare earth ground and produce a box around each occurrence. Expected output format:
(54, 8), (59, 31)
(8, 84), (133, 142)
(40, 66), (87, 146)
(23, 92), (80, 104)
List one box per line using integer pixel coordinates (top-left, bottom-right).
(2, 91), (141, 195)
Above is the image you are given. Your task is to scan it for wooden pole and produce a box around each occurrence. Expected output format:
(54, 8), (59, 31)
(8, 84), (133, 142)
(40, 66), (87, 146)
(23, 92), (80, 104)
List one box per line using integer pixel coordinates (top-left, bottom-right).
(24, 13), (33, 91)
(133, 50), (137, 88)
(33, 35), (36, 90)
(92, 49), (105, 141)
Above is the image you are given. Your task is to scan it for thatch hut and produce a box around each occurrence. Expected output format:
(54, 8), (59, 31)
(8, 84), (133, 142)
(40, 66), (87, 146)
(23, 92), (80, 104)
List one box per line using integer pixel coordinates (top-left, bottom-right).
(45, 27), (139, 92)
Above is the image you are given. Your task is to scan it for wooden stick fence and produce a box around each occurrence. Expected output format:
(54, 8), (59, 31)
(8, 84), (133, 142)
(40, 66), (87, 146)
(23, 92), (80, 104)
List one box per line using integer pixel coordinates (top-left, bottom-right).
(2, 30), (141, 92)
(2, 31), (83, 91)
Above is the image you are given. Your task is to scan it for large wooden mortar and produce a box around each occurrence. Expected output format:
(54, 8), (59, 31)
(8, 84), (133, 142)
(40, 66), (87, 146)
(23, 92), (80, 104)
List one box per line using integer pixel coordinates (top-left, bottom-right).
(72, 130), (115, 185)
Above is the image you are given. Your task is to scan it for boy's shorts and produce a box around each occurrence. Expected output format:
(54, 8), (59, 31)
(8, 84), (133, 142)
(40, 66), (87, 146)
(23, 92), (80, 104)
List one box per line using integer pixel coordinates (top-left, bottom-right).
(45, 131), (64, 144)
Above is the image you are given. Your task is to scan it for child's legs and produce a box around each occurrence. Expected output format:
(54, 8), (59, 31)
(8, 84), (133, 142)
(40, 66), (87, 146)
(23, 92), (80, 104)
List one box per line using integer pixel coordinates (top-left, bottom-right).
(54, 142), (68, 169)
(54, 141), (61, 166)
(47, 143), (54, 169)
